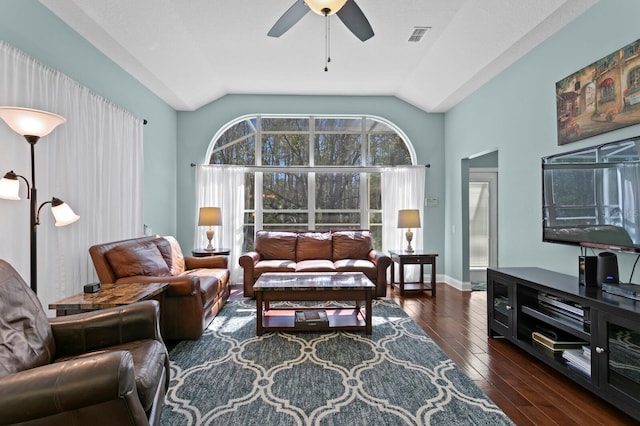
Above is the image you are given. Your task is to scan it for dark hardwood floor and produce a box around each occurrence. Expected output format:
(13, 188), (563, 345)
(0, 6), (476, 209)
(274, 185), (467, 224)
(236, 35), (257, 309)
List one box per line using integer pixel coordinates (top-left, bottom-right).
(229, 282), (637, 425)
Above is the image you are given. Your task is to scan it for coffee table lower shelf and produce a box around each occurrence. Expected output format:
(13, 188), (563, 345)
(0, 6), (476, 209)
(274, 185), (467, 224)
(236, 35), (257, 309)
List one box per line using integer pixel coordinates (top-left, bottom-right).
(260, 308), (368, 334)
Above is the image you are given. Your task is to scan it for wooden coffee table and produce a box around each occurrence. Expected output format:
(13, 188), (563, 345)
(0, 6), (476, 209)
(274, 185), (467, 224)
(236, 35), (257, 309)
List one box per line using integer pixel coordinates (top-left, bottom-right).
(48, 282), (169, 316)
(252, 272), (375, 336)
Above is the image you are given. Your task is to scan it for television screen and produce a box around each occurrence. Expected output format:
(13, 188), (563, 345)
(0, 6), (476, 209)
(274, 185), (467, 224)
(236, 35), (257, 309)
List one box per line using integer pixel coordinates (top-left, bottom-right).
(542, 136), (640, 252)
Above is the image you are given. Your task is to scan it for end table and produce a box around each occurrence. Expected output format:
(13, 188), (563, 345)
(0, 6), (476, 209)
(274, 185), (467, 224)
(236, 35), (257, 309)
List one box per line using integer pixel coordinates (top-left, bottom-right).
(192, 248), (231, 257)
(389, 250), (438, 296)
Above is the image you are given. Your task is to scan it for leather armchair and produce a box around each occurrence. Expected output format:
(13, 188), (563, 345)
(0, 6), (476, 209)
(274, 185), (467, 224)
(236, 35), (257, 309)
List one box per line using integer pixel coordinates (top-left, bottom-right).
(89, 235), (230, 340)
(0, 259), (169, 426)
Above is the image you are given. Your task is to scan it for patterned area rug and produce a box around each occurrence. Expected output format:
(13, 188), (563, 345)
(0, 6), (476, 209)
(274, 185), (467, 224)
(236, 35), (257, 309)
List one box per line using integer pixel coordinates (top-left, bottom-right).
(471, 281), (487, 291)
(161, 299), (513, 425)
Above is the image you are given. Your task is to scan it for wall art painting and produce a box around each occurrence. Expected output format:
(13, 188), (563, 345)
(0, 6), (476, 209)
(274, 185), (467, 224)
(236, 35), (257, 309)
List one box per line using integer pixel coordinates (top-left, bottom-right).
(556, 39), (640, 145)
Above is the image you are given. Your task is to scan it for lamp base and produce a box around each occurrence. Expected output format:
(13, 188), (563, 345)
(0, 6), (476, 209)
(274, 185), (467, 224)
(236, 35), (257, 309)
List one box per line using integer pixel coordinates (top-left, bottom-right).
(205, 227), (214, 251)
(405, 229), (414, 252)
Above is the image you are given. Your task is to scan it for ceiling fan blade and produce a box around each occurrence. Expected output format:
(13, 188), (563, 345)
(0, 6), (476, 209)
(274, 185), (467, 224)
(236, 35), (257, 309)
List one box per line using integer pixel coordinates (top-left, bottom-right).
(268, 0), (310, 37)
(336, 0), (374, 41)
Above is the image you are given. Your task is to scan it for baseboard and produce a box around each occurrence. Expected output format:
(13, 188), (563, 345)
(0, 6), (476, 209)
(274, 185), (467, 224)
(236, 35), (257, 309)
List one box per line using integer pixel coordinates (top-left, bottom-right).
(442, 274), (472, 292)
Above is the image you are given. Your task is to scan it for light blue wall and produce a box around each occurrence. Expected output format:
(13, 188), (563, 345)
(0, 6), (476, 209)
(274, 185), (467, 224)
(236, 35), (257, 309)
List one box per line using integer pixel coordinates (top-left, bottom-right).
(445, 0), (640, 282)
(0, 0), (178, 237)
(177, 95), (445, 264)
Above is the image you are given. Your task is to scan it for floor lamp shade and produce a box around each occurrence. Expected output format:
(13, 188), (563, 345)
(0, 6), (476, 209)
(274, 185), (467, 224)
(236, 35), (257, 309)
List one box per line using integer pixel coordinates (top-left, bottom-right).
(50, 198), (80, 226)
(0, 171), (22, 200)
(0, 106), (66, 137)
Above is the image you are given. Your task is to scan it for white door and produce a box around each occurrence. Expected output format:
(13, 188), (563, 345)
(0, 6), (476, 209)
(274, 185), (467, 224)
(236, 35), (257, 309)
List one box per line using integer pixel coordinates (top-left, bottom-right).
(469, 170), (498, 283)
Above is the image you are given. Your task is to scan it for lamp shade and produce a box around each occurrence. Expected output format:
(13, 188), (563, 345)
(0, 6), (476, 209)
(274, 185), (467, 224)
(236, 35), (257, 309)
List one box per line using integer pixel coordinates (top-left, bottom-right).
(50, 198), (80, 227)
(0, 106), (66, 137)
(305, 0), (348, 15)
(0, 171), (21, 200)
(198, 207), (222, 226)
(397, 209), (420, 228)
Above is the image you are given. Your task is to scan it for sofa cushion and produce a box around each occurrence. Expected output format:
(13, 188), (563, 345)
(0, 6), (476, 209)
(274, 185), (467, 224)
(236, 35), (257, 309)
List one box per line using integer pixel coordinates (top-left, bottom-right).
(54, 339), (166, 413)
(255, 231), (298, 261)
(106, 243), (171, 279)
(182, 268), (229, 302)
(332, 230), (373, 261)
(254, 260), (297, 277)
(296, 232), (332, 261)
(295, 259), (336, 272)
(0, 261), (55, 377)
(162, 236), (185, 275)
(334, 259), (377, 281)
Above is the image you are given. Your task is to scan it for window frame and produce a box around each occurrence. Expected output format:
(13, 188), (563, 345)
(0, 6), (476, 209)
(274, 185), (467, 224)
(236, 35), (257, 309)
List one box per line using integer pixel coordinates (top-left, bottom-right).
(205, 114), (417, 250)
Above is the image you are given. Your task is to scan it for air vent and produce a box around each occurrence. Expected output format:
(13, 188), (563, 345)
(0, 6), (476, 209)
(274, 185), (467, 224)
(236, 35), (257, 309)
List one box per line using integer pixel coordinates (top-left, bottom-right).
(408, 27), (431, 42)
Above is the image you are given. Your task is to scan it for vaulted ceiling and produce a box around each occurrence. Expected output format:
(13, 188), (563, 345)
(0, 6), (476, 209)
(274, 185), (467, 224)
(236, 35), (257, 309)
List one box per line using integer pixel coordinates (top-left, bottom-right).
(41, 0), (597, 112)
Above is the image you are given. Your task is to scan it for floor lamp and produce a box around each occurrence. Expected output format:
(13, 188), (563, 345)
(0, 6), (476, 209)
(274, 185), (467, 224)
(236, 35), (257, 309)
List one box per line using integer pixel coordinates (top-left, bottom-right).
(0, 107), (80, 294)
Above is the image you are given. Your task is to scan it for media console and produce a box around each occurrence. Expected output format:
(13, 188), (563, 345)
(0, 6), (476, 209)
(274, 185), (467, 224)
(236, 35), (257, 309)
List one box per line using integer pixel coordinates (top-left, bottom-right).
(487, 267), (640, 420)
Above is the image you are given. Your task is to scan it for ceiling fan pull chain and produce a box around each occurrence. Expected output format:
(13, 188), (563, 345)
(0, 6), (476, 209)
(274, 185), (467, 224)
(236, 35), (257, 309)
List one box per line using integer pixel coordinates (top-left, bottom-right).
(324, 9), (331, 72)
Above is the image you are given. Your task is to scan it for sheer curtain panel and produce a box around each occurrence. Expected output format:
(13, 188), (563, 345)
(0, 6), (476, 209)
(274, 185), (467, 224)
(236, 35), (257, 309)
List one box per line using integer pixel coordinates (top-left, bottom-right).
(0, 41), (143, 311)
(194, 165), (245, 283)
(381, 166), (426, 282)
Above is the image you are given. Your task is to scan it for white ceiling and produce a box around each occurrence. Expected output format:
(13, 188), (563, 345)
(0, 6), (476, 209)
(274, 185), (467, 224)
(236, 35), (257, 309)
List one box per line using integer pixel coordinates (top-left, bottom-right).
(40, 0), (597, 113)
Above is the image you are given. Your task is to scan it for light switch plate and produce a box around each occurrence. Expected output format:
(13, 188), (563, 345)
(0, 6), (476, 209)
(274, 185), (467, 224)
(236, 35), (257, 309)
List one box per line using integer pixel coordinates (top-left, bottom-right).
(426, 196), (439, 207)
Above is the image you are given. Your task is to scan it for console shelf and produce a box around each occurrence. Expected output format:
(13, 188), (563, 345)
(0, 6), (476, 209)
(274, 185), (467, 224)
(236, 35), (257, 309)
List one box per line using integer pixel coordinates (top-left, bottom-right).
(488, 267), (640, 421)
(520, 305), (590, 341)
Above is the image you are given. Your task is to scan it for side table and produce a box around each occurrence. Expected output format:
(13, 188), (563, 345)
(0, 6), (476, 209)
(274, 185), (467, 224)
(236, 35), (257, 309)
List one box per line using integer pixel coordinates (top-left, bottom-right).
(48, 282), (169, 316)
(389, 250), (438, 296)
(192, 248), (231, 257)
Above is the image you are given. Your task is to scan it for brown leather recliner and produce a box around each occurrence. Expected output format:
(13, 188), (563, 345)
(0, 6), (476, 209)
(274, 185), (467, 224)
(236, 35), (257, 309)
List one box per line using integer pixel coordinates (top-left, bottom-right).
(89, 235), (231, 340)
(0, 259), (169, 426)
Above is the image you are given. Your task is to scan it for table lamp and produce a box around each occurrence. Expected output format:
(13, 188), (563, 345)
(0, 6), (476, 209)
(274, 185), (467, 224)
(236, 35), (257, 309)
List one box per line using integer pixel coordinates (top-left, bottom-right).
(397, 209), (420, 252)
(198, 207), (221, 251)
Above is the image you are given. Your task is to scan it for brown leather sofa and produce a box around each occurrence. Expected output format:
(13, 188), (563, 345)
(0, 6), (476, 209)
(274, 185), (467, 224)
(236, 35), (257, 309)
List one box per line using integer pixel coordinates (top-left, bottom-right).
(240, 230), (391, 298)
(0, 259), (169, 426)
(89, 235), (230, 340)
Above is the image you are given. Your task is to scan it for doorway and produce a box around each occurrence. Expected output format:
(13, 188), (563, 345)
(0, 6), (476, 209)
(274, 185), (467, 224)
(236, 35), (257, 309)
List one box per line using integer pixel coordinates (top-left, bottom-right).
(469, 169), (498, 286)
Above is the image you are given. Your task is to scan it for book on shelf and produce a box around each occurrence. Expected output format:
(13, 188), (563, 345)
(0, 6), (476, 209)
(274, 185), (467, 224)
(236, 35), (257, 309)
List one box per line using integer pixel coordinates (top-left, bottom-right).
(294, 309), (329, 327)
(532, 341), (565, 360)
(532, 331), (587, 351)
(562, 348), (591, 377)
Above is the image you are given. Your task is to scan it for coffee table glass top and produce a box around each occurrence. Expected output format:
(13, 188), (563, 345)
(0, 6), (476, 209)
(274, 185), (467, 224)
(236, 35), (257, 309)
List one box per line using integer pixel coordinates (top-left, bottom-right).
(253, 272), (375, 290)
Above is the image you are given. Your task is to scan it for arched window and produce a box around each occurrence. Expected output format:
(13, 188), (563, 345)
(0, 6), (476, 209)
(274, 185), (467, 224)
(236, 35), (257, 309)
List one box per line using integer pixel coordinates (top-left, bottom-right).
(206, 115), (416, 251)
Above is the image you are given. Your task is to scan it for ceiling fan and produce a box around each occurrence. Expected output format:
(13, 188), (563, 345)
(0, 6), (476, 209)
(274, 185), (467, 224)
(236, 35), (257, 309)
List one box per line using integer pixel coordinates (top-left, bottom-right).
(268, 0), (374, 42)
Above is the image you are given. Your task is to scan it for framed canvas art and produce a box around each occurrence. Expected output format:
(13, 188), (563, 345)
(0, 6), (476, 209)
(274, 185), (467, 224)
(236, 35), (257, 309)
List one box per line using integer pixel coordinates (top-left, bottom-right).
(556, 39), (640, 145)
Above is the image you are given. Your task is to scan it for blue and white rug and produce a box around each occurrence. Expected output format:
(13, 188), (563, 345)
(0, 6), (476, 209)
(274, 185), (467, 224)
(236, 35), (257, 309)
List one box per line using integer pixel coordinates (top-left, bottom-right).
(161, 299), (512, 425)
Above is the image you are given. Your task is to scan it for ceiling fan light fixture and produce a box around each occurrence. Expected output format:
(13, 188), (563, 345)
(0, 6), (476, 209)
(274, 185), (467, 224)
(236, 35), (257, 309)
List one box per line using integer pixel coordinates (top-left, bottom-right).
(305, 0), (348, 16)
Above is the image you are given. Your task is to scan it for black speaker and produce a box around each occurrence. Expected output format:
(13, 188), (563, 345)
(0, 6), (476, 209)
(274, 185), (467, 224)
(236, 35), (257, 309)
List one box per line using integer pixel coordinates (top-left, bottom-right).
(597, 252), (619, 286)
(579, 255), (597, 287)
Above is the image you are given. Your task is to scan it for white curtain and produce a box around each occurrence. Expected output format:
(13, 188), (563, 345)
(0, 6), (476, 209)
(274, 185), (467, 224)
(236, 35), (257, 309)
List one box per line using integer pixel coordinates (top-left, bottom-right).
(381, 166), (426, 282)
(0, 41), (143, 312)
(194, 165), (245, 283)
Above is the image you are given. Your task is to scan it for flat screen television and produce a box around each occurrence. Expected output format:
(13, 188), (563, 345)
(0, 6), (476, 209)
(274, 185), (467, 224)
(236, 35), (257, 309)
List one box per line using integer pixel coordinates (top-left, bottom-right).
(542, 136), (640, 253)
